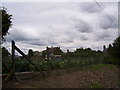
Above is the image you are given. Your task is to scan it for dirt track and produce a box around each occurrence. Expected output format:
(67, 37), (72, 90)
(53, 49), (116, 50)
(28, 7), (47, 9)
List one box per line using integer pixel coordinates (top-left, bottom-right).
(3, 64), (119, 88)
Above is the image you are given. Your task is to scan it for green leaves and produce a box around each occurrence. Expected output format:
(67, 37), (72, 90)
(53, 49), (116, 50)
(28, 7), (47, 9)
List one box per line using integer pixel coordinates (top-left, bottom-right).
(105, 36), (120, 65)
(1, 7), (12, 40)
(28, 49), (34, 58)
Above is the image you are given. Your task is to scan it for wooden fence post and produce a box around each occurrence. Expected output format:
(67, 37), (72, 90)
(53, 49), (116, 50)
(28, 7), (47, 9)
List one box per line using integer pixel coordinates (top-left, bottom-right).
(47, 47), (49, 61)
(12, 40), (15, 82)
(3, 61), (19, 82)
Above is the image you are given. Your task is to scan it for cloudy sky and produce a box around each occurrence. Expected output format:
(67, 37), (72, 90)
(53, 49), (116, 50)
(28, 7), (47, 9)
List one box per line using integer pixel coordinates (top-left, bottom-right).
(2, 1), (118, 54)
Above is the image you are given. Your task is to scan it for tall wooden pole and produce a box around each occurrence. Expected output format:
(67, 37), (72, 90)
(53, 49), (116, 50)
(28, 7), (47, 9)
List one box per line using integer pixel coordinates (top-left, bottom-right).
(12, 40), (15, 82)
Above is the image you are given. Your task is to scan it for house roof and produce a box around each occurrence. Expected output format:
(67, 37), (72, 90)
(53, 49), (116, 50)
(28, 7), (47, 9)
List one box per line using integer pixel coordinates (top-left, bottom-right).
(42, 46), (63, 55)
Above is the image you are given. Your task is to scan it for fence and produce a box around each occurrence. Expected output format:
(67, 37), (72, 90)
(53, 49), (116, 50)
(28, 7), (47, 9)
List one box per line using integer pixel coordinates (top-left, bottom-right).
(3, 40), (45, 83)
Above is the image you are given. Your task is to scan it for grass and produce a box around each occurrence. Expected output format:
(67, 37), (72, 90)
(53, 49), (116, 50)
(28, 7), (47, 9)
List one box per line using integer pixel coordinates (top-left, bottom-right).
(90, 64), (115, 70)
(88, 83), (103, 88)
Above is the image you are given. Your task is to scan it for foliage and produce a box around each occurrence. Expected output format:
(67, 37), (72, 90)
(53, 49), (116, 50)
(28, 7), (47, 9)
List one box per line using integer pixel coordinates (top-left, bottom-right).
(2, 47), (11, 60)
(105, 36), (120, 65)
(2, 57), (104, 74)
(112, 36), (120, 59)
(2, 47), (107, 74)
(2, 58), (31, 74)
(103, 45), (106, 51)
(62, 48), (103, 64)
(28, 49), (34, 57)
(2, 47), (105, 74)
(1, 7), (12, 40)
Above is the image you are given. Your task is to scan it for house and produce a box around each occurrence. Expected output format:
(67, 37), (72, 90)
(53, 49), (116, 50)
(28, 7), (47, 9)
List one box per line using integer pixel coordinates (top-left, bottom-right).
(30, 51), (44, 60)
(34, 51), (42, 56)
(42, 46), (63, 60)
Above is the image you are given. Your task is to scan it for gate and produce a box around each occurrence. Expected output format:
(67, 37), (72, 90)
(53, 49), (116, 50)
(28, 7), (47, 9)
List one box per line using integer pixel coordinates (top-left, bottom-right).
(3, 40), (45, 83)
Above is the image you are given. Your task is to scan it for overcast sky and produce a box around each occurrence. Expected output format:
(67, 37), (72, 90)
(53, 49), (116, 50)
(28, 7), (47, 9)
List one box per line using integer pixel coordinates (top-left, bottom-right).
(2, 1), (118, 54)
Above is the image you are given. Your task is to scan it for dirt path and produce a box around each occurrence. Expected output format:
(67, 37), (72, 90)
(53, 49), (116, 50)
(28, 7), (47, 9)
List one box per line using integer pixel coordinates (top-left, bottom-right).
(2, 64), (119, 88)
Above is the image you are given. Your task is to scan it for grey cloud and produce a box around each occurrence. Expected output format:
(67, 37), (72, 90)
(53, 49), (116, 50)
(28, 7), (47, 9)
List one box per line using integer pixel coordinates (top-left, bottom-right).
(6, 28), (40, 42)
(80, 35), (88, 41)
(4, 2), (118, 52)
(71, 17), (92, 33)
(7, 28), (74, 47)
(94, 30), (113, 41)
(28, 40), (57, 47)
(26, 38), (72, 47)
(6, 30), (29, 42)
(79, 2), (102, 13)
(99, 16), (117, 29)
(75, 21), (92, 33)
(27, 40), (47, 46)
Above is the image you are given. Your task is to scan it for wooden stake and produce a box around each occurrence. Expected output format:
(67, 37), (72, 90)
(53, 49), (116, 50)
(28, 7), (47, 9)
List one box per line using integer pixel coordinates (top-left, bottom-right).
(47, 47), (49, 61)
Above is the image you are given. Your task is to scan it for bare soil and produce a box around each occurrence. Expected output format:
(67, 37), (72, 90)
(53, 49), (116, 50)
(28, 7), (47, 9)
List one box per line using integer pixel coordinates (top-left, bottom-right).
(2, 64), (120, 88)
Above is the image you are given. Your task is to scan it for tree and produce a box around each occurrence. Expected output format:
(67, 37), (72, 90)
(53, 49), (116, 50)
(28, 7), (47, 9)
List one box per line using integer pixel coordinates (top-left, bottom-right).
(112, 36), (120, 59)
(103, 45), (106, 51)
(107, 44), (112, 55)
(105, 36), (120, 65)
(1, 7), (12, 41)
(67, 49), (69, 53)
(84, 48), (91, 51)
(76, 48), (83, 52)
(28, 49), (34, 57)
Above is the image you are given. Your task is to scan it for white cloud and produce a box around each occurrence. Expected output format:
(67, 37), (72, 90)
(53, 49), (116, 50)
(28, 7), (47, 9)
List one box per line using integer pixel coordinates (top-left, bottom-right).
(2, 2), (118, 54)
(2, 0), (119, 2)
